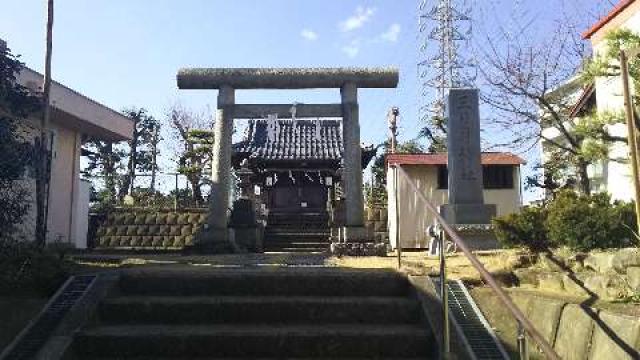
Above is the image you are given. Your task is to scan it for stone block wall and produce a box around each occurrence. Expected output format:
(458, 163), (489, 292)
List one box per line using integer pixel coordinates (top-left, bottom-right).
(508, 292), (640, 359)
(93, 209), (207, 249)
(513, 248), (640, 301)
(364, 206), (388, 244)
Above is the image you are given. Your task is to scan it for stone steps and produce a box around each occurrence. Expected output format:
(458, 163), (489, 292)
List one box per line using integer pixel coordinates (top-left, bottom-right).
(264, 211), (330, 252)
(117, 268), (411, 296)
(264, 240), (329, 252)
(264, 229), (330, 252)
(73, 324), (433, 358)
(66, 268), (437, 358)
(98, 295), (422, 324)
(87, 358), (429, 360)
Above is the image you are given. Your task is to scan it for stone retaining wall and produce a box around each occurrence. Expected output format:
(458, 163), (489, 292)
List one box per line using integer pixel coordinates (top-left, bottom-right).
(513, 248), (640, 301)
(364, 206), (388, 244)
(508, 291), (640, 359)
(93, 209), (207, 249)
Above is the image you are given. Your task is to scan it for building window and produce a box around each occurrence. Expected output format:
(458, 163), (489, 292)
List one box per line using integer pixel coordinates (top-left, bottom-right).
(483, 165), (514, 189)
(435, 165), (514, 190)
(437, 165), (448, 189)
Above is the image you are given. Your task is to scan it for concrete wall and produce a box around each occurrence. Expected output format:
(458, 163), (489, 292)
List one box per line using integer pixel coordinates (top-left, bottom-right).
(15, 117), (83, 244)
(387, 164), (521, 249)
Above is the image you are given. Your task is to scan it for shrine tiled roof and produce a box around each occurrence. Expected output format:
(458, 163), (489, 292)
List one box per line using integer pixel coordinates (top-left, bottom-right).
(233, 119), (345, 161)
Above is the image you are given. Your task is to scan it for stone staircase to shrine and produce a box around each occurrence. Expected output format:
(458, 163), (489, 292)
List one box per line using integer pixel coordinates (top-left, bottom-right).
(264, 212), (331, 253)
(63, 267), (438, 359)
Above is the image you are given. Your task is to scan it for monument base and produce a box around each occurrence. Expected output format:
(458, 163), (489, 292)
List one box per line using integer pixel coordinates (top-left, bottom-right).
(341, 226), (369, 242)
(232, 225), (263, 253)
(448, 224), (499, 251)
(330, 226), (386, 256)
(439, 203), (496, 224)
(185, 227), (237, 254)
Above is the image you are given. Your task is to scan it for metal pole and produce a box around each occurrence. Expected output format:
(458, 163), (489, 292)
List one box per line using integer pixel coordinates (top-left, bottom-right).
(439, 229), (450, 359)
(394, 166), (401, 268)
(620, 49), (640, 235)
(388, 107), (399, 153)
(174, 173), (179, 211)
(389, 108), (401, 268)
(517, 321), (529, 360)
(36, 0), (54, 247)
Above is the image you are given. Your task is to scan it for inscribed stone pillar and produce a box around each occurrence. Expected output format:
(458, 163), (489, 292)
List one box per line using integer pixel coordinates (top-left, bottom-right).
(340, 82), (365, 229)
(440, 88), (496, 224)
(208, 85), (235, 230)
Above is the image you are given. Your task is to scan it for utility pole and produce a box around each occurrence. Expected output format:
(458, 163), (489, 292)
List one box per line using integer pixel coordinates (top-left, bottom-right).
(388, 106), (401, 267)
(36, 0), (54, 247)
(150, 123), (159, 194)
(620, 49), (640, 235)
(388, 107), (399, 154)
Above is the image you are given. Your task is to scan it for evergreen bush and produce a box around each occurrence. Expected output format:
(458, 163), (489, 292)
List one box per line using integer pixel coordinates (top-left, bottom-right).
(493, 190), (637, 252)
(493, 205), (550, 251)
(546, 190), (635, 251)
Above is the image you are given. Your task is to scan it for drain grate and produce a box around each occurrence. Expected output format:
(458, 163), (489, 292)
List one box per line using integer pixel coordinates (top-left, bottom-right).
(2, 275), (96, 360)
(432, 278), (509, 360)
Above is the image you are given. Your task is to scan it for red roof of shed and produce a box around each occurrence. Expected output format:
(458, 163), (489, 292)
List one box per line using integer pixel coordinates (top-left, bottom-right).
(386, 152), (526, 166)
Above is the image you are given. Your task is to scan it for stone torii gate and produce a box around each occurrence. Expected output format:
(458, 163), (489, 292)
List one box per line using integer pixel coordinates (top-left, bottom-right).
(177, 67), (399, 250)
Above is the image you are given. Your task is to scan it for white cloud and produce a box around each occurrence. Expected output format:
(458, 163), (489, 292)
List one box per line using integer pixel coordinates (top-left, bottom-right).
(342, 41), (360, 58)
(300, 29), (318, 41)
(380, 23), (401, 42)
(339, 6), (376, 32)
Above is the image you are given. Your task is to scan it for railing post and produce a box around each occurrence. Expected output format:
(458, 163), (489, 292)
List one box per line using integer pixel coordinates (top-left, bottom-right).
(394, 166), (401, 268)
(518, 321), (529, 360)
(439, 229), (450, 359)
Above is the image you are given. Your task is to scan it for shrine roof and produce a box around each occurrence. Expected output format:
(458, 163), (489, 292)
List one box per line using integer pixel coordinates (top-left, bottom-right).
(386, 152), (526, 166)
(233, 119), (345, 162)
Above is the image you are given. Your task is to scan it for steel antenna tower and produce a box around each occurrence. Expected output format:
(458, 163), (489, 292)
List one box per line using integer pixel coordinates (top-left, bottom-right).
(418, 0), (475, 124)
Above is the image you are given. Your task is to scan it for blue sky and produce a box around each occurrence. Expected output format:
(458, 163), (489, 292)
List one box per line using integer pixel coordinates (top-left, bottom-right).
(0, 0), (613, 200)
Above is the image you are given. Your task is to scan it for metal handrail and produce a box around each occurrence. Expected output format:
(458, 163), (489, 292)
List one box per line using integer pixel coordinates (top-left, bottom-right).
(392, 164), (561, 360)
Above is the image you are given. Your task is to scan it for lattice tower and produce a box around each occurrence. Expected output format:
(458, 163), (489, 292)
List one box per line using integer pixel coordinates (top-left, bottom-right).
(418, 0), (476, 122)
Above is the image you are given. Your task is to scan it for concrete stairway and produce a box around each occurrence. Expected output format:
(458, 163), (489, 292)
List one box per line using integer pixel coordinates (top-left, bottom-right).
(264, 212), (330, 252)
(65, 268), (438, 359)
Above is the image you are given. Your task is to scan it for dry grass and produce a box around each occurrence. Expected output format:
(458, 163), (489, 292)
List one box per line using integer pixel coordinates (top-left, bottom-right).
(327, 249), (526, 282)
(70, 249), (527, 283)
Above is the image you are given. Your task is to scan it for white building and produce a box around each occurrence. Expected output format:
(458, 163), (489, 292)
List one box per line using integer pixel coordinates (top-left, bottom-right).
(541, 0), (638, 201)
(2, 39), (133, 247)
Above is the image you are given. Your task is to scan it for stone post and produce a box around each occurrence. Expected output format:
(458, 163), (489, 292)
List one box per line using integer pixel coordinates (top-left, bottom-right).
(340, 82), (365, 237)
(208, 85), (235, 231)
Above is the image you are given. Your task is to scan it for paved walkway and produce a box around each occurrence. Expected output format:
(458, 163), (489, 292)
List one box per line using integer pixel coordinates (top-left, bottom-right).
(72, 252), (332, 268)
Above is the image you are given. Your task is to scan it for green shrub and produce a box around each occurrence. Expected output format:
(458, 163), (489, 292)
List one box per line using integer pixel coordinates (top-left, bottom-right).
(0, 239), (72, 296)
(546, 190), (635, 251)
(493, 206), (550, 251)
(493, 190), (637, 252)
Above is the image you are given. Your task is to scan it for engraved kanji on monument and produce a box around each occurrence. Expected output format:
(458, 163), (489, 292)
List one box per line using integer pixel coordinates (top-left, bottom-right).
(439, 88), (496, 224)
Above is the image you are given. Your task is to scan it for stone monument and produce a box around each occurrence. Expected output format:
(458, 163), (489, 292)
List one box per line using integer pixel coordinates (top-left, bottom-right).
(439, 88), (496, 229)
